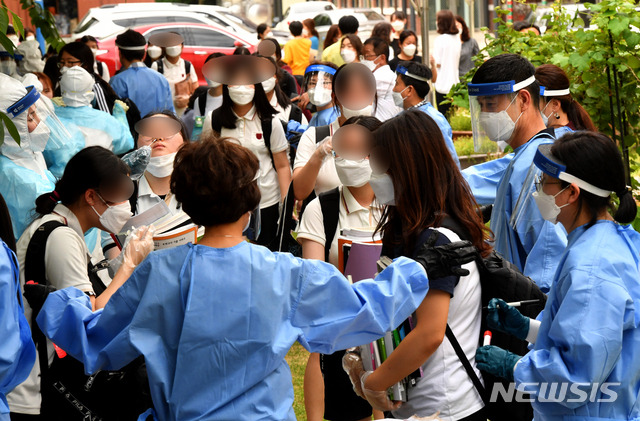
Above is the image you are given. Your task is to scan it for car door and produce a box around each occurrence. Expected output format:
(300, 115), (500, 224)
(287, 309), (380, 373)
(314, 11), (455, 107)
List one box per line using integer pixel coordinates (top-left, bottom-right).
(186, 27), (246, 84)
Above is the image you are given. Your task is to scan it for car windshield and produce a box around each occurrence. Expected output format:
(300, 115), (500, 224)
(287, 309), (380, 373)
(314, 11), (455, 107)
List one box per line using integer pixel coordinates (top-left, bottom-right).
(217, 11), (256, 32)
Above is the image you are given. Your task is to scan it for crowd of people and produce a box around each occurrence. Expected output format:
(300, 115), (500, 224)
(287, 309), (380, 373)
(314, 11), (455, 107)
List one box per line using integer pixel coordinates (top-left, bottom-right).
(0, 7), (639, 421)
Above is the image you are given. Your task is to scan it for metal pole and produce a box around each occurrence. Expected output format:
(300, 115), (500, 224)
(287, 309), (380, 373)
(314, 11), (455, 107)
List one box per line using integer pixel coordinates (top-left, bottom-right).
(420, 0), (432, 104)
(469, 0), (475, 36)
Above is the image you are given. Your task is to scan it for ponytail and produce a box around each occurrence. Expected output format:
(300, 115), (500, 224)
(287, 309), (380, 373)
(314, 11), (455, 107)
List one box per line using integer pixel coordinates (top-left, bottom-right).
(35, 190), (61, 216)
(565, 99), (597, 132)
(614, 188), (637, 225)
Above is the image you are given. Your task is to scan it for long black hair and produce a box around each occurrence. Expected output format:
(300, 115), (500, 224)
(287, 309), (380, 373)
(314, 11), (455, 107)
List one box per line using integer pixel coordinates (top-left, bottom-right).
(262, 56), (292, 109)
(551, 131), (636, 225)
(35, 147), (131, 216)
(217, 81), (277, 130)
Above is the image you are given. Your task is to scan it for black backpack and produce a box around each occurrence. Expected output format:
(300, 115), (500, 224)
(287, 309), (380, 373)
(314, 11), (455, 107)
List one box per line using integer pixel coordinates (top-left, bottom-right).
(415, 217), (547, 421)
(156, 58), (192, 78)
(23, 221), (153, 421)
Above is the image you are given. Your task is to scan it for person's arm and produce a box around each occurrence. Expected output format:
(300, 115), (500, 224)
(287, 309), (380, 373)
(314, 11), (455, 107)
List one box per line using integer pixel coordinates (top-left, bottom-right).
(304, 353), (325, 421)
(430, 54), (438, 82)
(292, 132), (332, 201)
(363, 289), (450, 391)
(274, 151), (292, 201)
(461, 152), (515, 206)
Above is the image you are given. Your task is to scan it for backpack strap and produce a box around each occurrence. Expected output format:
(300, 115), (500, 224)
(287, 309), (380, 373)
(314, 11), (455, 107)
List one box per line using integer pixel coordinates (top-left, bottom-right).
(156, 59), (164, 74)
(197, 90), (208, 117)
(289, 104), (303, 123)
(318, 187), (341, 262)
(129, 179), (139, 216)
(97, 61), (104, 77)
(184, 60), (192, 78)
(260, 117), (277, 171)
(445, 325), (490, 406)
(315, 124), (331, 143)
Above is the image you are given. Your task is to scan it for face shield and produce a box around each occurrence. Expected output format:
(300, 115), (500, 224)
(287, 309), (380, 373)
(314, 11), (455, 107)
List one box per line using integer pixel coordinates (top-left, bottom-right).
(539, 86), (570, 126)
(510, 143), (612, 229)
(467, 75), (536, 152)
(303, 64), (335, 108)
(6, 85), (67, 152)
(335, 63), (377, 120)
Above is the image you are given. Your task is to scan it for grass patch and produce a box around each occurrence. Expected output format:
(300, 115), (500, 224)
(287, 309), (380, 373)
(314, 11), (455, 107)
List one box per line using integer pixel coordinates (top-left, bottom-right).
(286, 342), (310, 420)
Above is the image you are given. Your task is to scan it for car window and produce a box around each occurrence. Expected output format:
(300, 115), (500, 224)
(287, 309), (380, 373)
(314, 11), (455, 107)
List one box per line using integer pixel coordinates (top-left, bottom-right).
(314, 13), (333, 27)
(190, 28), (237, 48)
(362, 11), (384, 21)
(114, 16), (204, 27)
(75, 17), (98, 34)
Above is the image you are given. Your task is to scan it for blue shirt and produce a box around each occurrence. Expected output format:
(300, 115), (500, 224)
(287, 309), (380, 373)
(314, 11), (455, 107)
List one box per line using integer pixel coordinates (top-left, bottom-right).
(110, 63), (175, 118)
(308, 106), (339, 127)
(515, 221), (640, 421)
(414, 101), (460, 168)
(462, 153), (515, 206)
(0, 241), (35, 420)
(491, 132), (567, 291)
(37, 242), (430, 421)
(310, 36), (319, 51)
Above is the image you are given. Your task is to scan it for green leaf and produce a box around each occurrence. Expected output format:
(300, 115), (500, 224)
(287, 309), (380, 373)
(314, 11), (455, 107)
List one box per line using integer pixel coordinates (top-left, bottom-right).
(0, 33), (15, 55)
(627, 55), (640, 70)
(0, 112), (20, 146)
(10, 11), (23, 37)
(0, 7), (8, 34)
(585, 86), (600, 98)
(608, 17), (630, 36)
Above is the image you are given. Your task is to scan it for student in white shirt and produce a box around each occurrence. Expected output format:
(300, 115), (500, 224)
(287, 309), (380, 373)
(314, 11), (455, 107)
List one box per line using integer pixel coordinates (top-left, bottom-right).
(299, 116), (384, 421)
(362, 37), (401, 121)
(193, 53), (224, 121)
(345, 110), (488, 421)
(7, 146), (153, 419)
(433, 10), (462, 119)
(292, 63), (378, 204)
(210, 57), (291, 250)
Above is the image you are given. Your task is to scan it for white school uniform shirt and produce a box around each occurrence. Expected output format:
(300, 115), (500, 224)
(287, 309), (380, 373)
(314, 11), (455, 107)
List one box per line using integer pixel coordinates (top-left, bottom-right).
(392, 227), (484, 421)
(269, 94), (309, 125)
(373, 64), (402, 121)
(293, 118), (341, 196)
(151, 57), (198, 97)
(297, 185), (383, 267)
(194, 92), (223, 118)
(219, 106), (289, 209)
(137, 173), (183, 216)
(433, 33), (461, 95)
(7, 204), (95, 414)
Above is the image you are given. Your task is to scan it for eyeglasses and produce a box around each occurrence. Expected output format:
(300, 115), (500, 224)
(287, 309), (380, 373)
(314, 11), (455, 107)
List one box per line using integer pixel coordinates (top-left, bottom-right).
(58, 59), (83, 68)
(26, 109), (39, 124)
(534, 174), (562, 191)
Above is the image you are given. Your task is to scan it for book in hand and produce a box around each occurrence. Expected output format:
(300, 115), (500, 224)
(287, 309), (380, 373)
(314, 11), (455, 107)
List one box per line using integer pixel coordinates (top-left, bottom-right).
(338, 227), (383, 274)
(115, 201), (203, 250)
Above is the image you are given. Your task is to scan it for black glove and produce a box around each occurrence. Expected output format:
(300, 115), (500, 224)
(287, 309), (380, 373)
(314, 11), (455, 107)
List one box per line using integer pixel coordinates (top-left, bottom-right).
(414, 231), (477, 279)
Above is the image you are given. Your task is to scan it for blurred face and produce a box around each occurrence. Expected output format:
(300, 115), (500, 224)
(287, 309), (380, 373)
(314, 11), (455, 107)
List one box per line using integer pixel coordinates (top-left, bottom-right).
(338, 77), (374, 110)
(260, 27), (271, 39)
(333, 126), (371, 160)
(341, 38), (356, 54)
(85, 40), (98, 50)
(362, 44), (379, 62)
(137, 114), (185, 157)
(401, 35), (417, 48)
(59, 51), (83, 69)
(26, 105), (40, 132)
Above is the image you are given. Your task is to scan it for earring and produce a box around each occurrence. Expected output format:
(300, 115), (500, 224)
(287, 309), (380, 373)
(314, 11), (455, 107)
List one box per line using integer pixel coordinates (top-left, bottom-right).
(555, 112), (561, 120)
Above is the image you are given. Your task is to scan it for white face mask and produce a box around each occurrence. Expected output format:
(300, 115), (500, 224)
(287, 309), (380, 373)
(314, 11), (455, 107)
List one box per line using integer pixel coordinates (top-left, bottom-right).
(362, 58), (377, 72)
(341, 103), (373, 120)
(261, 76), (277, 93)
(147, 152), (177, 178)
(340, 48), (357, 64)
(302, 28), (310, 37)
(391, 21), (405, 32)
(91, 48), (99, 58)
(92, 194), (132, 234)
(369, 173), (395, 205)
(540, 101), (551, 126)
(165, 45), (182, 58)
(228, 85), (255, 106)
(402, 44), (417, 57)
(147, 45), (162, 60)
(393, 86), (409, 108)
(0, 60), (16, 75)
(307, 87), (332, 107)
(478, 95), (522, 144)
(334, 157), (372, 187)
(29, 121), (50, 152)
(532, 185), (569, 224)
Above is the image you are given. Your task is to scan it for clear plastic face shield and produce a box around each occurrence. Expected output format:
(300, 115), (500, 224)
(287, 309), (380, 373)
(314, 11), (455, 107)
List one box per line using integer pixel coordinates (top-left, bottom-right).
(303, 64), (336, 108)
(6, 85), (67, 151)
(539, 86), (570, 127)
(467, 75), (536, 152)
(510, 143), (612, 229)
(334, 63), (377, 119)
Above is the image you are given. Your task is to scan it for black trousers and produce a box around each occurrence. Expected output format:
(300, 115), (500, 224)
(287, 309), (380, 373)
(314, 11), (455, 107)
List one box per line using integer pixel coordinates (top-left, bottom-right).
(257, 203), (280, 251)
(436, 91), (453, 120)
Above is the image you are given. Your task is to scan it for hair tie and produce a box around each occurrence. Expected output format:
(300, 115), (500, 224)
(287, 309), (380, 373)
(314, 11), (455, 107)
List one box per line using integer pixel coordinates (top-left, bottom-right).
(617, 186), (632, 197)
(50, 191), (60, 203)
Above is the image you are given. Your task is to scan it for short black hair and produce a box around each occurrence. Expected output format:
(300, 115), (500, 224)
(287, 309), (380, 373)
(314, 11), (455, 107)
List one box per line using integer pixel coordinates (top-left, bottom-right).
(257, 23), (269, 37)
(338, 15), (359, 35)
(205, 52), (225, 63)
(397, 61), (432, 99)
(513, 20), (541, 34)
(472, 53), (539, 107)
(116, 29), (146, 62)
(289, 21), (303, 36)
(364, 37), (389, 63)
(391, 11), (406, 21)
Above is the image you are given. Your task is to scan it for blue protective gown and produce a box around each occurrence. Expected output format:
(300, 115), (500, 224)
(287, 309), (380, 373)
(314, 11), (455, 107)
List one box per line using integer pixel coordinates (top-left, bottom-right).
(308, 106), (339, 127)
(0, 157), (56, 239)
(462, 153), (515, 206)
(37, 242), (430, 421)
(42, 119), (86, 178)
(54, 104), (133, 156)
(110, 64), (175, 119)
(553, 125), (573, 139)
(490, 133), (567, 292)
(514, 221), (640, 421)
(0, 241), (36, 420)
(415, 102), (460, 169)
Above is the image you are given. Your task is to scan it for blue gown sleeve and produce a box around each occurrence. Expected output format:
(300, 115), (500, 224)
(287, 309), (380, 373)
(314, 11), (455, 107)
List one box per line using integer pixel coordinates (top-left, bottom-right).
(109, 102), (135, 155)
(514, 271), (629, 408)
(0, 243), (36, 416)
(292, 256), (430, 354)
(109, 74), (127, 100)
(161, 79), (176, 113)
(36, 256), (155, 374)
(462, 153), (515, 206)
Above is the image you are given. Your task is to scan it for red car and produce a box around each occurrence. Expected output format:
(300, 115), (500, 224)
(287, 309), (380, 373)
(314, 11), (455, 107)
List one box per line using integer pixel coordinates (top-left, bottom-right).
(95, 22), (257, 85)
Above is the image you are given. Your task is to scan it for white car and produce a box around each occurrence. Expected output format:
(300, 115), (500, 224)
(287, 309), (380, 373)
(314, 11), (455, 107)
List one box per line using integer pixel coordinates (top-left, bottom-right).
(313, 8), (387, 46)
(73, 3), (291, 44)
(274, 1), (337, 31)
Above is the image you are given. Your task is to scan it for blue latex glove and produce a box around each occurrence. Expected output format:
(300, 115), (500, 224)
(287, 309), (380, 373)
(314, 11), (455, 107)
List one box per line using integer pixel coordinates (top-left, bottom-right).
(486, 297), (530, 340)
(475, 345), (520, 381)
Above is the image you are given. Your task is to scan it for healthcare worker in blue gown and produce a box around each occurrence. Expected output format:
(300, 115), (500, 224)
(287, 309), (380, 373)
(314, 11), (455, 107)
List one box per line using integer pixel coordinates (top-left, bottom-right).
(0, 74), (59, 239)
(36, 137), (476, 421)
(0, 194), (36, 421)
(465, 54), (567, 292)
(476, 131), (640, 421)
(53, 66), (133, 156)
